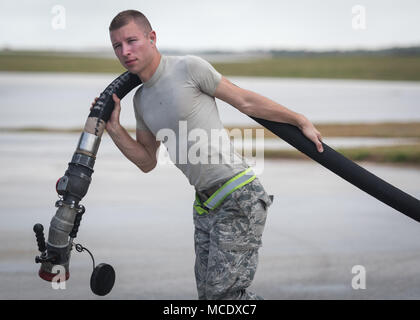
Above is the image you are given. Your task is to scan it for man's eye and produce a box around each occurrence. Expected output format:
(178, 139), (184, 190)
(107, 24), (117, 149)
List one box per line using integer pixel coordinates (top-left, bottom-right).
(113, 44), (121, 49)
(128, 39), (136, 43)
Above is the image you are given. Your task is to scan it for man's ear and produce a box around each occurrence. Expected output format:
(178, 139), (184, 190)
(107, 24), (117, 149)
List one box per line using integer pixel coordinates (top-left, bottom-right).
(148, 30), (157, 44)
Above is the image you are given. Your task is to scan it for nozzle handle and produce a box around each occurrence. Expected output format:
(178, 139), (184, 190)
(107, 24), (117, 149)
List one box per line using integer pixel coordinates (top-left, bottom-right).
(69, 205), (85, 238)
(33, 223), (46, 253)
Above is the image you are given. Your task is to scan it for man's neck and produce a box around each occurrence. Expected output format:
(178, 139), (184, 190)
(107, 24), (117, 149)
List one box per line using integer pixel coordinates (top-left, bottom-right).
(138, 52), (162, 83)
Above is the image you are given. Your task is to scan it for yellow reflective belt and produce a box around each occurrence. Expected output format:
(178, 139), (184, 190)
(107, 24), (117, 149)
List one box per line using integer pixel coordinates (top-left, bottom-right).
(194, 168), (256, 215)
(194, 194), (209, 215)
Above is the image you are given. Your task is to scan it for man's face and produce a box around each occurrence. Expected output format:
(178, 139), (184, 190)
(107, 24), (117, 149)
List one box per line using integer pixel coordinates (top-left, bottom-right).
(110, 20), (155, 74)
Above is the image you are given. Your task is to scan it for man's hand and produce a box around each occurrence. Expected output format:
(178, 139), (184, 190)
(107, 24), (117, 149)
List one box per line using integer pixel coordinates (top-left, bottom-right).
(89, 94), (159, 173)
(297, 115), (324, 153)
(90, 94), (122, 134)
(106, 94), (122, 134)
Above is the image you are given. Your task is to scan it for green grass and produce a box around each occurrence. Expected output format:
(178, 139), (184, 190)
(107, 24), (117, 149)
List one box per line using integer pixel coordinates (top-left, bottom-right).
(5, 122), (420, 137)
(213, 55), (420, 81)
(226, 122), (420, 138)
(1, 51), (420, 80)
(0, 52), (124, 73)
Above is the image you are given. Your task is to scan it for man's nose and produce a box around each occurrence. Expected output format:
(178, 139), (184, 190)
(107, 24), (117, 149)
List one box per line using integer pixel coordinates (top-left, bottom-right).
(121, 43), (131, 56)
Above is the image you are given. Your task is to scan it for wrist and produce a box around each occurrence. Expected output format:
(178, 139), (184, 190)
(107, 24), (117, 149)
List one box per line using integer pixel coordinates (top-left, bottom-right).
(295, 113), (307, 130)
(107, 122), (123, 137)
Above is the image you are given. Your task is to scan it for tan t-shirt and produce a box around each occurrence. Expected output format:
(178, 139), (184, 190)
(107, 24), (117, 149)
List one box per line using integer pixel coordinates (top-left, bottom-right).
(133, 55), (248, 191)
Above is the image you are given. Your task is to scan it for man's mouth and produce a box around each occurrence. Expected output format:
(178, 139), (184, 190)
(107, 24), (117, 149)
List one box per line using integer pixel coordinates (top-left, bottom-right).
(125, 59), (137, 66)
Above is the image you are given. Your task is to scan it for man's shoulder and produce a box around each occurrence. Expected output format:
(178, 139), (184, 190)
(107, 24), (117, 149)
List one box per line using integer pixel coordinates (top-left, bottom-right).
(133, 85), (143, 101)
(166, 55), (208, 68)
(160, 55), (205, 80)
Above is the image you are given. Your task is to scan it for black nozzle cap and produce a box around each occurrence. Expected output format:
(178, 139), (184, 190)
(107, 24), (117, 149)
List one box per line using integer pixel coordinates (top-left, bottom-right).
(33, 223), (44, 233)
(90, 263), (115, 296)
(33, 223), (46, 253)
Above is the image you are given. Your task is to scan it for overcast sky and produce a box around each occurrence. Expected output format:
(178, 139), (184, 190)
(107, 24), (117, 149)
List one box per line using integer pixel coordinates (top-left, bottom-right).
(1, 0), (420, 52)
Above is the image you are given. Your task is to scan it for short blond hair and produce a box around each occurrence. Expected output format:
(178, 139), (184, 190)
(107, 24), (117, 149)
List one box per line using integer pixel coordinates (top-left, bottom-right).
(109, 10), (152, 33)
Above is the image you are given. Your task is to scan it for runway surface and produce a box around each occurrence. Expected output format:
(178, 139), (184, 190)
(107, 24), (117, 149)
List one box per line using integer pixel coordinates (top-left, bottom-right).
(1, 133), (420, 299)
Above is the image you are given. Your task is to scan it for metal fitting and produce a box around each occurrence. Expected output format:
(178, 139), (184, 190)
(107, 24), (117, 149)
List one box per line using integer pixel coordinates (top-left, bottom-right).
(71, 153), (95, 170)
(55, 200), (64, 208)
(76, 132), (101, 156)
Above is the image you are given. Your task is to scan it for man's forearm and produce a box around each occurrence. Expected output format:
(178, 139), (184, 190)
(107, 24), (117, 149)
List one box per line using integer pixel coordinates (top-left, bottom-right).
(242, 90), (306, 129)
(107, 125), (157, 172)
(242, 90), (324, 152)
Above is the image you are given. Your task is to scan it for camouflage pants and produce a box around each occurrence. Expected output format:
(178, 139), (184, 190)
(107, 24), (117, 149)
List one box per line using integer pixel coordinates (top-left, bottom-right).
(193, 178), (272, 300)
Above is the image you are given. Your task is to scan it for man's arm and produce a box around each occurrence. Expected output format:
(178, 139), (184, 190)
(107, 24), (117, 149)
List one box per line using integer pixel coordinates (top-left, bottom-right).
(105, 94), (160, 173)
(214, 76), (324, 153)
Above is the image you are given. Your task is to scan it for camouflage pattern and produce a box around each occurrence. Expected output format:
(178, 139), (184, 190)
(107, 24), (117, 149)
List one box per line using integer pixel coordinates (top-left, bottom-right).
(193, 177), (273, 300)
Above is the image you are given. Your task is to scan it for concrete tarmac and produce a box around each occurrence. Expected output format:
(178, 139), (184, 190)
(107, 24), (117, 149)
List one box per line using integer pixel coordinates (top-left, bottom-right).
(1, 133), (420, 299)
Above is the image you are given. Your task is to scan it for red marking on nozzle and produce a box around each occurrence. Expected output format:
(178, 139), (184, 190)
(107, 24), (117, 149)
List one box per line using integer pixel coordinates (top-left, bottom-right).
(39, 268), (70, 282)
(56, 178), (61, 193)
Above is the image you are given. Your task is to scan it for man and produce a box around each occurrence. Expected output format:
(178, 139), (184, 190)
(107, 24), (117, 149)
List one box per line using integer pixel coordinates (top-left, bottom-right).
(100, 10), (323, 300)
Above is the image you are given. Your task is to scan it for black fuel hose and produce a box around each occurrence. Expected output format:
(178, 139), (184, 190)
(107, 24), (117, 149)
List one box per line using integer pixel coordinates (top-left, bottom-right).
(88, 71), (142, 123)
(252, 118), (420, 223)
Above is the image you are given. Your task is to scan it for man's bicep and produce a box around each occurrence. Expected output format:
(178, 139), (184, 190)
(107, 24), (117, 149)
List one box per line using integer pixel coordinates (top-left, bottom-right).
(186, 55), (222, 96)
(214, 76), (247, 111)
(136, 129), (160, 154)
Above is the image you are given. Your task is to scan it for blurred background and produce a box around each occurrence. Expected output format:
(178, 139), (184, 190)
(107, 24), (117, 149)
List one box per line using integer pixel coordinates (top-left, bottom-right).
(0, 0), (420, 300)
